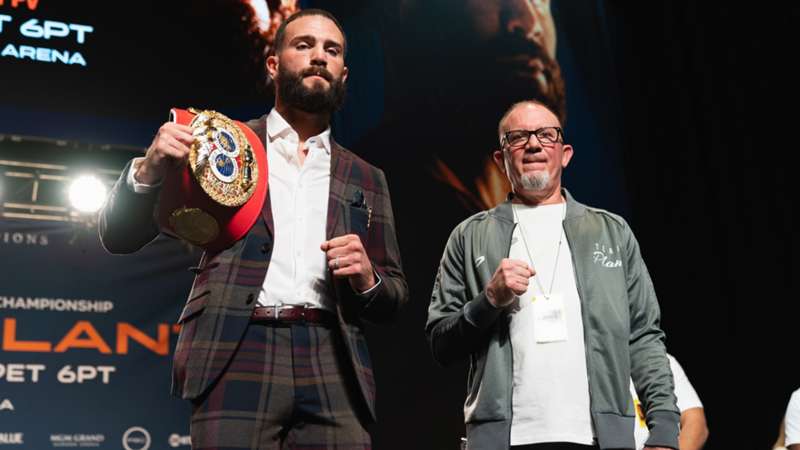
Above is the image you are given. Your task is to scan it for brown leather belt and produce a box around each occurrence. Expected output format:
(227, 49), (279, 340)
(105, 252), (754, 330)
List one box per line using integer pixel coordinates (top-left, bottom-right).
(250, 305), (336, 326)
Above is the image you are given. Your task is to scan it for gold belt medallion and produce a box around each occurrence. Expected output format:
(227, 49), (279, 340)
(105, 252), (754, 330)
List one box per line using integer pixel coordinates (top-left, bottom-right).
(187, 108), (258, 207)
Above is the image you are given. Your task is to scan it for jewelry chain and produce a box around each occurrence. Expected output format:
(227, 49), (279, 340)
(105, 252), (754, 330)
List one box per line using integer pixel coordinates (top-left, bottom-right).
(511, 202), (566, 300)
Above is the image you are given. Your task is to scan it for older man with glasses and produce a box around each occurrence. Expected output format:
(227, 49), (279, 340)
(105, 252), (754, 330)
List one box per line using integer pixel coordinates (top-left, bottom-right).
(426, 100), (679, 450)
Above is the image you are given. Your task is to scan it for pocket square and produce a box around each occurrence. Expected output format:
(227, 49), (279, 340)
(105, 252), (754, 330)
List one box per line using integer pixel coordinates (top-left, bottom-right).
(349, 190), (372, 231)
(351, 190), (367, 209)
(350, 190), (372, 232)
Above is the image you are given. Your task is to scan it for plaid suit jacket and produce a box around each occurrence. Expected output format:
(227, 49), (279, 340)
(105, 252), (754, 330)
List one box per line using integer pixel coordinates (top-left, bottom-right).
(98, 114), (408, 421)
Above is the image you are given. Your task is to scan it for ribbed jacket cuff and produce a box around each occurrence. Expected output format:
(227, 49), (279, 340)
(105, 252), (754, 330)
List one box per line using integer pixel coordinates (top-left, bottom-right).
(645, 409), (681, 449)
(463, 292), (503, 330)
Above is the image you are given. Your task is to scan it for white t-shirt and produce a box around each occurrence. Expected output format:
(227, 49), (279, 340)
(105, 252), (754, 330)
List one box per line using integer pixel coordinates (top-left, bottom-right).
(785, 388), (800, 447)
(508, 202), (594, 446)
(632, 354), (703, 449)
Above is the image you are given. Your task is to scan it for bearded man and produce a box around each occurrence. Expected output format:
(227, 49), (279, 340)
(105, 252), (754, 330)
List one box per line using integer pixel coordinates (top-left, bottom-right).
(99, 9), (408, 449)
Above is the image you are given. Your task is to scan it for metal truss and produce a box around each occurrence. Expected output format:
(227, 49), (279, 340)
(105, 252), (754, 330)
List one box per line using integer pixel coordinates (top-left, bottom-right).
(0, 134), (140, 223)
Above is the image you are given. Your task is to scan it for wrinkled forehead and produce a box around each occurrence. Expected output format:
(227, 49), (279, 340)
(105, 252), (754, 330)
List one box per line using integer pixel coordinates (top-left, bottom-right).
(283, 15), (345, 46)
(504, 103), (561, 131)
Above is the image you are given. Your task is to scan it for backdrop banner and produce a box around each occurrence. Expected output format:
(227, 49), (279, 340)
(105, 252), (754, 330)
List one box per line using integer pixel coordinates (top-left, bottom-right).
(0, 218), (199, 450)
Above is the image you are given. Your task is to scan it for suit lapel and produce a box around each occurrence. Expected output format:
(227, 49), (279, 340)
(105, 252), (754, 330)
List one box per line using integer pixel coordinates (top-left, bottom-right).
(246, 114), (275, 237)
(249, 114), (348, 239)
(327, 140), (352, 240)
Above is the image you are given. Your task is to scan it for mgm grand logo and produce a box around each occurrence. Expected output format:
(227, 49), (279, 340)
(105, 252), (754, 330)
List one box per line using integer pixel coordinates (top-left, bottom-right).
(1, 231), (49, 246)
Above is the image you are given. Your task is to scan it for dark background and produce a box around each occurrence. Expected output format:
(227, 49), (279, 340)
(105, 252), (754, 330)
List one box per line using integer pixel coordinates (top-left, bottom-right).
(606, 3), (797, 449)
(1, 1), (797, 449)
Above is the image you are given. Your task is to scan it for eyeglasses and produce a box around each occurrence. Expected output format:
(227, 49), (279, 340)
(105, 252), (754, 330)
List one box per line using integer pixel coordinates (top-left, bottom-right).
(502, 127), (563, 148)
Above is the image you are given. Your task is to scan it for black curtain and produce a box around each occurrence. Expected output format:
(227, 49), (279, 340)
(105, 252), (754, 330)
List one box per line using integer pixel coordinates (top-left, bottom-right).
(608, 3), (798, 448)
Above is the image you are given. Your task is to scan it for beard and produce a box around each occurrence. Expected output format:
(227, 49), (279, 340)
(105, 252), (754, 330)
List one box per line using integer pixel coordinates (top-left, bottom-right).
(503, 154), (551, 192)
(276, 64), (346, 114)
(443, 35), (567, 125)
(490, 48), (567, 125)
(519, 170), (551, 191)
(520, 55), (566, 125)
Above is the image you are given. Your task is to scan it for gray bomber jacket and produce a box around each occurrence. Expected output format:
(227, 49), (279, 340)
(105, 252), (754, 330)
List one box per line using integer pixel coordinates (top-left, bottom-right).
(426, 190), (679, 450)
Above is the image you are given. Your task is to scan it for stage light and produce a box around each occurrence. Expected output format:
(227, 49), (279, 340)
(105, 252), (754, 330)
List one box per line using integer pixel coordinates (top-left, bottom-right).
(68, 174), (107, 214)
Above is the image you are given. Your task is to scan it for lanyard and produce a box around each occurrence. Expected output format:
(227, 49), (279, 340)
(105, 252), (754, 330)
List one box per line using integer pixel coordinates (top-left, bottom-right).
(511, 202), (566, 300)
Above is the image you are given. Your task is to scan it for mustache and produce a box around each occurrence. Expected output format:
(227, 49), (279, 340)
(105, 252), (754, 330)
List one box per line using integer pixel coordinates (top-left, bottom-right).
(301, 66), (334, 82)
(492, 32), (550, 58)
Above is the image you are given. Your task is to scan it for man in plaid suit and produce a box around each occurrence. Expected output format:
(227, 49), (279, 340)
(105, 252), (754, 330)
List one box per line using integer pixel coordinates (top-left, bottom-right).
(99, 9), (408, 449)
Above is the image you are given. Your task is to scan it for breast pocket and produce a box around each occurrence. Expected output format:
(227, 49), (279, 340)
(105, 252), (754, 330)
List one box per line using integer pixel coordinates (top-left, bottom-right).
(348, 205), (370, 243)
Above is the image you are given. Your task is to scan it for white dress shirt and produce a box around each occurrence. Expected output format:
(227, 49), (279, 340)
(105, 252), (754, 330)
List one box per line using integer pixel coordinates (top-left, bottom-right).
(126, 108), (379, 311)
(258, 108), (333, 310)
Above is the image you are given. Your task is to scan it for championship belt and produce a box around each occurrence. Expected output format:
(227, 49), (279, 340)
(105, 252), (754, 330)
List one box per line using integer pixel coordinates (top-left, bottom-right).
(157, 108), (268, 253)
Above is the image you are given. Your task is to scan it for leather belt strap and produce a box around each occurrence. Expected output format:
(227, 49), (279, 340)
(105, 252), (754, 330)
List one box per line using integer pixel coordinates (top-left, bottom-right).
(250, 305), (336, 326)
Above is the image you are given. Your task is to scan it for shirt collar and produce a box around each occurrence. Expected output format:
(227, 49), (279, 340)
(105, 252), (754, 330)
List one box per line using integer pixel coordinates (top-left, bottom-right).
(266, 108), (332, 155)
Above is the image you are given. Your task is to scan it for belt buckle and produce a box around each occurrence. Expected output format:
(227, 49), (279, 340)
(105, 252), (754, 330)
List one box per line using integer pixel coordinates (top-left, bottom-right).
(272, 302), (281, 321)
(297, 304), (308, 324)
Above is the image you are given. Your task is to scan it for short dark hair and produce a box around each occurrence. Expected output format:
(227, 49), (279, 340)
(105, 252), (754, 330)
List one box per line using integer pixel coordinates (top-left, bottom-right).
(273, 9), (348, 57)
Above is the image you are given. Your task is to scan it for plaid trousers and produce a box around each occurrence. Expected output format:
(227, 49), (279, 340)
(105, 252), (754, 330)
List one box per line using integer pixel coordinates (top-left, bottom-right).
(189, 322), (371, 450)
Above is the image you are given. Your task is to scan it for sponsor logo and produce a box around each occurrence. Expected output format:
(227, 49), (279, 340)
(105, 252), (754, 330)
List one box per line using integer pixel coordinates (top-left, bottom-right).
(0, 399), (13, 411)
(0, 433), (23, 445)
(50, 434), (105, 448)
(122, 427), (150, 450)
(474, 255), (486, 268)
(167, 434), (191, 448)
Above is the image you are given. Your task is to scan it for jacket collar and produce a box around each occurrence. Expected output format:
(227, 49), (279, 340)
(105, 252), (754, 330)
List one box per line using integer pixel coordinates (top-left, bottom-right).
(493, 188), (587, 223)
(248, 112), (348, 239)
(266, 108), (332, 157)
(326, 139), (351, 239)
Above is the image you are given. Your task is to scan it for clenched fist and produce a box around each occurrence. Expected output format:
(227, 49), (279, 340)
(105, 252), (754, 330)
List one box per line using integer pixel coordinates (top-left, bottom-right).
(485, 258), (534, 308)
(321, 234), (376, 293)
(134, 122), (195, 185)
